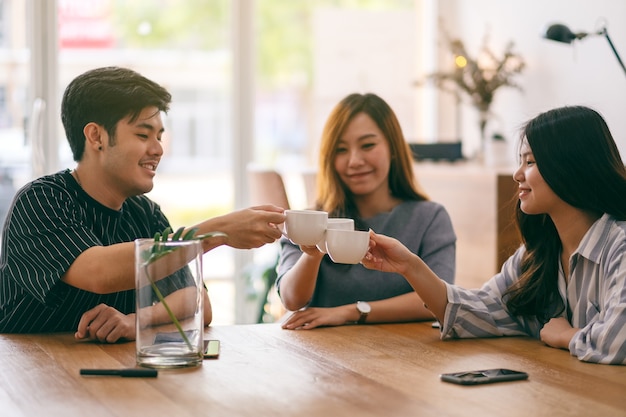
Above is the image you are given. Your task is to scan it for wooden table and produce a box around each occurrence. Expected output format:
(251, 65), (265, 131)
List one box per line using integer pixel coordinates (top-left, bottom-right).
(1, 323), (624, 417)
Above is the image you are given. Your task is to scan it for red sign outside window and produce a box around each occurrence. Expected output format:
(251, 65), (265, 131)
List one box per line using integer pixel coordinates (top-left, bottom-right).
(58, 0), (115, 49)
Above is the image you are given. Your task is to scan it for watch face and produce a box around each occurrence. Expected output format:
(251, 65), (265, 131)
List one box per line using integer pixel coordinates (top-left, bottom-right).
(357, 301), (371, 314)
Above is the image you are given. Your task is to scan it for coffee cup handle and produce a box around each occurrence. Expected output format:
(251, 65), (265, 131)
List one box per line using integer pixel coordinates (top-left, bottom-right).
(315, 231), (328, 253)
(275, 222), (289, 240)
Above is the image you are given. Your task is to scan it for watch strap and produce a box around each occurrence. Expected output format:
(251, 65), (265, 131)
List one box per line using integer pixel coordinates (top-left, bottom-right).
(357, 312), (368, 324)
(356, 302), (370, 324)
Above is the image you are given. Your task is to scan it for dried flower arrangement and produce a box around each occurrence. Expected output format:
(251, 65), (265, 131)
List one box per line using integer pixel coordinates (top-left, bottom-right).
(426, 31), (526, 142)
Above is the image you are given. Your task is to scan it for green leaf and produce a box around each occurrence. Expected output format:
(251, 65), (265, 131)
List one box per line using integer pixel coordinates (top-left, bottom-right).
(171, 226), (185, 241)
(182, 227), (199, 240)
(151, 232), (162, 255)
(160, 227), (172, 242)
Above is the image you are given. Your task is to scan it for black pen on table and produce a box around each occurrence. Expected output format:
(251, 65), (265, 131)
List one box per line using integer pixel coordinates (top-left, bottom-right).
(80, 368), (158, 378)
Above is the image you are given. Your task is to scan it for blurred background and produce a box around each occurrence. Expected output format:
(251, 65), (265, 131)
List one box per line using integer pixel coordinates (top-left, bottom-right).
(1, 0), (625, 324)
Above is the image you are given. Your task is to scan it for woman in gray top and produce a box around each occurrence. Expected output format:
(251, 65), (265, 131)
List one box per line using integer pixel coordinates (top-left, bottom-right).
(277, 93), (456, 330)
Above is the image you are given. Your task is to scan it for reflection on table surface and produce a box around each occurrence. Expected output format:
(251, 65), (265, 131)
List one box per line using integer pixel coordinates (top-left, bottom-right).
(1, 322), (624, 417)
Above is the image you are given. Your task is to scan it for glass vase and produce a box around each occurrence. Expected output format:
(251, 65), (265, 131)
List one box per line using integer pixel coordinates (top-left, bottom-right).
(134, 238), (204, 368)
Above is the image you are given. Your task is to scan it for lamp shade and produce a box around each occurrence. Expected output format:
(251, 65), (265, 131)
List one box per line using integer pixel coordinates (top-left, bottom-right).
(544, 24), (578, 44)
(543, 20), (626, 78)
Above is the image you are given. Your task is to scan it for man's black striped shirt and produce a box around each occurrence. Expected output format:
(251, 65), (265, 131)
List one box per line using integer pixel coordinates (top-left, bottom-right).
(0, 169), (172, 333)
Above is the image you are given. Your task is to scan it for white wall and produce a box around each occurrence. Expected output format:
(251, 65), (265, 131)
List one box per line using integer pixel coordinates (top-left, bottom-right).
(438, 0), (626, 159)
(312, 9), (418, 145)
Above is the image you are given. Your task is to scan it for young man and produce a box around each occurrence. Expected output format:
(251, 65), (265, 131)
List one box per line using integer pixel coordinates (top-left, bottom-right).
(0, 66), (285, 342)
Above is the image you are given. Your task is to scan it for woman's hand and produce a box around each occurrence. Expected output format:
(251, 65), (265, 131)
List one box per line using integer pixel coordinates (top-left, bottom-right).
(361, 230), (449, 323)
(540, 317), (579, 350)
(281, 306), (356, 330)
(361, 230), (415, 276)
(299, 244), (324, 257)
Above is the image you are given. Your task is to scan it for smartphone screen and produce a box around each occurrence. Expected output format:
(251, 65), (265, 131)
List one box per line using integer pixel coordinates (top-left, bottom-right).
(440, 368), (528, 385)
(203, 340), (220, 359)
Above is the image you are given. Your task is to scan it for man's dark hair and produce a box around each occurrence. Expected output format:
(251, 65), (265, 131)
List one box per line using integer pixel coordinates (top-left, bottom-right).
(61, 66), (172, 161)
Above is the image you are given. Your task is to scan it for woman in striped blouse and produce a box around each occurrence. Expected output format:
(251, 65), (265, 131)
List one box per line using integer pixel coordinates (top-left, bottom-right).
(362, 105), (626, 365)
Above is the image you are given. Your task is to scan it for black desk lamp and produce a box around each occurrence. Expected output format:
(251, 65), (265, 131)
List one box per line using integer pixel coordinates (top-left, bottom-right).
(544, 22), (626, 78)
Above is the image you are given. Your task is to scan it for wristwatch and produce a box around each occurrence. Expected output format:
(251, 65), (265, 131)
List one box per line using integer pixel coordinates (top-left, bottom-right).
(356, 301), (371, 324)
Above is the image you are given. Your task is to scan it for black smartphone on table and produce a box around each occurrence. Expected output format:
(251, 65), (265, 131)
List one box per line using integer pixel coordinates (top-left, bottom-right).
(440, 368), (528, 385)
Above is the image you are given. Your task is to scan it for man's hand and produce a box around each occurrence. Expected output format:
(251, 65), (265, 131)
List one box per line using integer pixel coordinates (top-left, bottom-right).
(211, 205), (285, 249)
(75, 304), (135, 343)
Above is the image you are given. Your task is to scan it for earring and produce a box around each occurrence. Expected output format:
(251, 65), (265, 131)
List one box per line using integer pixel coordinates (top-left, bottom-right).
(98, 146), (102, 151)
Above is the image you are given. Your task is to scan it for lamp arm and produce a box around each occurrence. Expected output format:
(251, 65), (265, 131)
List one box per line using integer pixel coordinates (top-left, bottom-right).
(601, 28), (626, 78)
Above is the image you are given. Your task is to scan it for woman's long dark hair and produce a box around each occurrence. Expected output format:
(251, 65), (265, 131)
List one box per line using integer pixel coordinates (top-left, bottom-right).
(316, 93), (428, 225)
(505, 106), (626, 321)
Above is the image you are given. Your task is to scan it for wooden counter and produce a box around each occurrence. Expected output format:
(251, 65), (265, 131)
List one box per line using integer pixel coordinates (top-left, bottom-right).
(416, 162), (520, 288)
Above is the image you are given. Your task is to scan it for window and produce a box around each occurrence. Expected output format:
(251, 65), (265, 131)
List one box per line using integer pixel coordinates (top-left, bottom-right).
(0, 0), (29, 229)
(3, 0), (421, 324)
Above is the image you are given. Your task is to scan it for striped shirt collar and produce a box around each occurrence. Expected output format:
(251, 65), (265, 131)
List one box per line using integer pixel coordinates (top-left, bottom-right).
(576, 213), (616, 265)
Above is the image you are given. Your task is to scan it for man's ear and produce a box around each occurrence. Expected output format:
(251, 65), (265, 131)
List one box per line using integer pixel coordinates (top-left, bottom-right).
(83, 122), (104, 151)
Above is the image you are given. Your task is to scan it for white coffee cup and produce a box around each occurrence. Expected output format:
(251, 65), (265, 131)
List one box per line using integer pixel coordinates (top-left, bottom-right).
(316, 218), (355, 253)
(282, 209), (328, 246)
(325, 229), (370, 264)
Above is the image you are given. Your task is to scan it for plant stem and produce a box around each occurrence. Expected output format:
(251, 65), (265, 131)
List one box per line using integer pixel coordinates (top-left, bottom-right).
(143, 263), (194, 351)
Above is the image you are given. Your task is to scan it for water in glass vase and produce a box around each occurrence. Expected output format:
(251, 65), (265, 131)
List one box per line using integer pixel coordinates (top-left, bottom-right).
(135, 238), (205, 368)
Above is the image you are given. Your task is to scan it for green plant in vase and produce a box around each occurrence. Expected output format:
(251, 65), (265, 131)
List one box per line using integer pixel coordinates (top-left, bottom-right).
(139, 226), (227, 350)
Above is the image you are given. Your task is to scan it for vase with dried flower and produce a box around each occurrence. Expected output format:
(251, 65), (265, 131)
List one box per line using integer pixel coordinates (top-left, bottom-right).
(426, 30), (525, 162)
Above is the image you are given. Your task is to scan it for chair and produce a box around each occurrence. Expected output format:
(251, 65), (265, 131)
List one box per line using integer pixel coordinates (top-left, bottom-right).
(247, 166), (291, 209)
